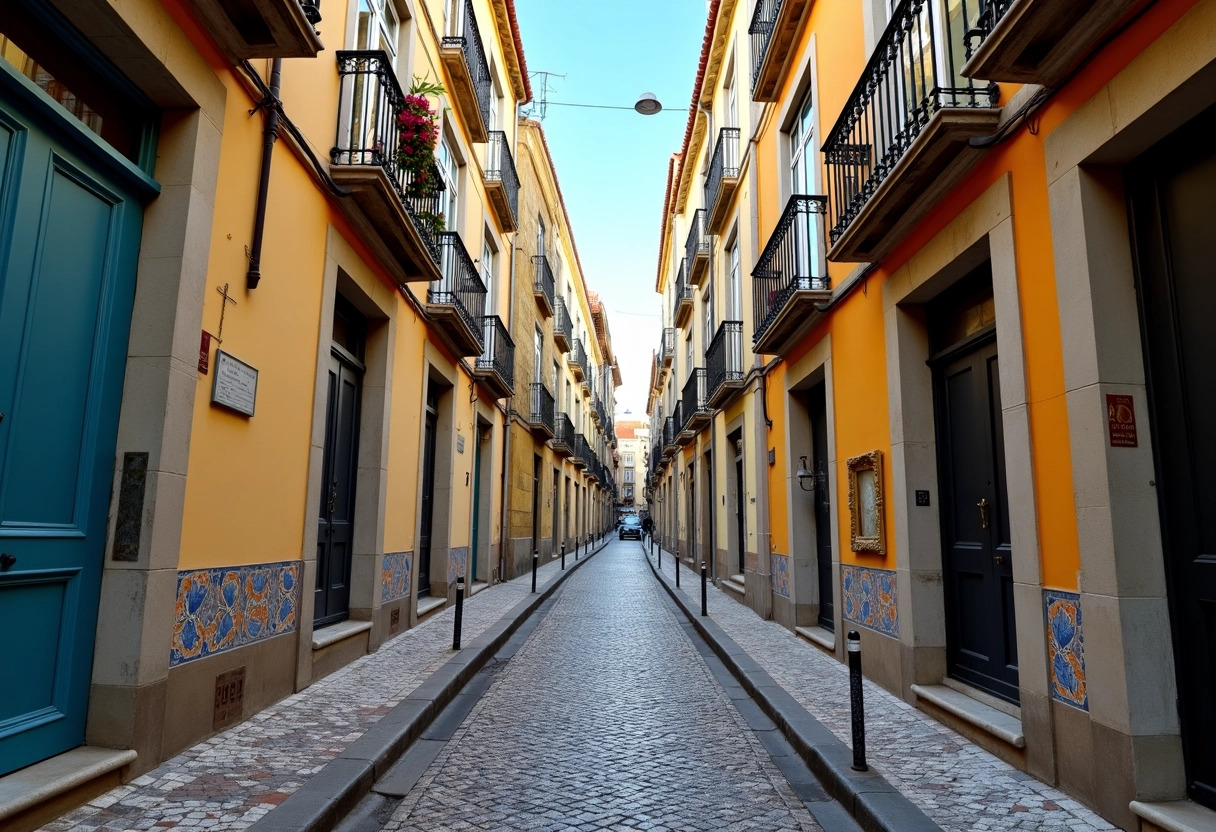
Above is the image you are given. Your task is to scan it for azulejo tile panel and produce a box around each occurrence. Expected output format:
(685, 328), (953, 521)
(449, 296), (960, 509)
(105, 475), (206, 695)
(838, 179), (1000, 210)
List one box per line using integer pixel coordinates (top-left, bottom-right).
(381, 551), (412, 603)
(447, 546), (468, 580)
(841, 564), (898, 638)
(1044, 589), (1087, 711)
(770, 554), (791, 598)
(170, 561), (299, 667)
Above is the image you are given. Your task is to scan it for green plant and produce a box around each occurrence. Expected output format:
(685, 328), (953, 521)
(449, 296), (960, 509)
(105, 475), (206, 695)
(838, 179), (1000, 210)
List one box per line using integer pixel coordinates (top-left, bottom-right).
(397, 75), (446, 198)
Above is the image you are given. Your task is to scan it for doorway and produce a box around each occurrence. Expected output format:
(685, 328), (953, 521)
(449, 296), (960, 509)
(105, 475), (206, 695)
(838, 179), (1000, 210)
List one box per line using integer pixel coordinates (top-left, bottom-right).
(531, 454), (541, 555)
(930, 268), (1017, 703)
(315, 299), (366, 627)
(809, 381), (834, 630)
(551, 467), (560, 557)
(1128, 102), (1216, 808)
(470, 425), (485, 583)
(419, 384), (439, 598)
(733, 435), (746, 577)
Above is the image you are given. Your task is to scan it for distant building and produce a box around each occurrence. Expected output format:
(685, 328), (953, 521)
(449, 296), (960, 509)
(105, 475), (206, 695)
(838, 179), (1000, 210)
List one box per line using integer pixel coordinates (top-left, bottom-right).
(614, 421), (649, 513)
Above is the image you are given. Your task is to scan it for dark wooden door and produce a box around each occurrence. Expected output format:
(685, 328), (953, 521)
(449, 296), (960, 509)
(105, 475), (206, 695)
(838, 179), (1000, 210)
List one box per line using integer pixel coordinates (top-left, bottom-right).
(935, 335), (1017, 703)
(1128, 103), (1216, 808)
(418, 390), (438, 598)
(470, 428), (483, 582)
(810, 382), (834, 630)
(735, 451), (746, 575)
(531, 454), (540, 554)
(315, 352), (361, 627)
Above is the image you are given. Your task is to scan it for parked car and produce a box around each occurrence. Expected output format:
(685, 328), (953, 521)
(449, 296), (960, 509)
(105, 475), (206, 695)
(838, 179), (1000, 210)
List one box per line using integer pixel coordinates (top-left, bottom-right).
(618, 514), (643, 540)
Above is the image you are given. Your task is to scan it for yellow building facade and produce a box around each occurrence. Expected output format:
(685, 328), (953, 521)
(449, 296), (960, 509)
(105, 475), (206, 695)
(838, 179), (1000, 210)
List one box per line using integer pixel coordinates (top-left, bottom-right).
(650, 0), (1216, 828)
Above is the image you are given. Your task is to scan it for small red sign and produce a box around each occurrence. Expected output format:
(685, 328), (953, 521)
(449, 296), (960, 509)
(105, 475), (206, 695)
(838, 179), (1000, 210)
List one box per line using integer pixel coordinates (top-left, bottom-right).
(198, 331), (212, 374)
(1106, 394), (1137, 447)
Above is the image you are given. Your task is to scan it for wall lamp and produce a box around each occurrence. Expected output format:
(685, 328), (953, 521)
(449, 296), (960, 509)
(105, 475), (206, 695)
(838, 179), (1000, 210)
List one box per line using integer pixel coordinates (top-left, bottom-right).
(796, 456), (828, 495)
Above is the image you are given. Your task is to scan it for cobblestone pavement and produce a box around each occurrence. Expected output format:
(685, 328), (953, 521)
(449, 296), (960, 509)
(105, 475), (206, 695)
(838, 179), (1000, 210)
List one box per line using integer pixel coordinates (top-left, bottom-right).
(383, 540), (823, 832)
(646, 542), (1119, 832)
(40, 552), (595, 832)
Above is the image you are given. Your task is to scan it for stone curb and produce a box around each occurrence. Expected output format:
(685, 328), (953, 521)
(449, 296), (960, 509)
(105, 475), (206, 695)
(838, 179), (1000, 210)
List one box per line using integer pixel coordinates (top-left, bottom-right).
(642, 545), (942, 832)
(247, 538), (612, 832)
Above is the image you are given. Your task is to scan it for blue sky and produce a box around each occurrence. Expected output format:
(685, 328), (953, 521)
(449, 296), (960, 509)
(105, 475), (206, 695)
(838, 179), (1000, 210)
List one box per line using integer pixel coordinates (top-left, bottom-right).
(513, 0), (708, 420)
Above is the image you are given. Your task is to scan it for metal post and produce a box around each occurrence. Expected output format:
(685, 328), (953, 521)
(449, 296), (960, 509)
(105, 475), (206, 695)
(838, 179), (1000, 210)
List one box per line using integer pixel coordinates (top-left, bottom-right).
(675, 550), (680, 587)
(531, 551), (539, 594)
(658, 542), (662, 569)
(452, 578), (465, 650)
(700, 562), (707, 616)
(848, 630), (868, 771)
(561, 542), (566, 570)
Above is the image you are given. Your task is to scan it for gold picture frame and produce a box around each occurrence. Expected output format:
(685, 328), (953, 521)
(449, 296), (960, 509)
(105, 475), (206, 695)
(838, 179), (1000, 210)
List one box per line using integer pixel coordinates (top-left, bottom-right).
(847, 450), (885, 554)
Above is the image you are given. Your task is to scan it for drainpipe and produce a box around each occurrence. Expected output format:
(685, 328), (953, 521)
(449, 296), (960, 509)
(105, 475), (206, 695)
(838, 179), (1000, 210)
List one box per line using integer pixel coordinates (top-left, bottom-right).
(497, 109), (522, 582)
(247, 58), (282, 289)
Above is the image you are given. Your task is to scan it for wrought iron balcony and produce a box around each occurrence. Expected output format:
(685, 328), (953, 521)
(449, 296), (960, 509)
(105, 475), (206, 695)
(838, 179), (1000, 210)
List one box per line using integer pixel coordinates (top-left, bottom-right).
(962, 0), (1153, 87)
(571, 433), (589, 469)
(680, 369), (710, 440)
(553, 296), (572, 353)
(822, 0), (1000, 263)
(440, 0), (492, 143)
(484, 131), (520, 231)
(662, 410), (680, 456)
(749, 0), (815, 101)
(528, 383), (555, 438)
(752, 195), (833, 356)
(660, 327), (675, 369)
(685, 209), (712, 287)
(331, 51), (444, 286)
(532, 254), (555, 319)
(427, 232), (487, 357)
(190, 0), (323, 61)
(705, 128), (740, 234)
(552, 412), (574, 457)
(591, 395), (607, 426)
(473, 316), (514, 398)
(568, 338), (589, 383)
(706, 321), (745, 408)
(672, 261), (693, 330)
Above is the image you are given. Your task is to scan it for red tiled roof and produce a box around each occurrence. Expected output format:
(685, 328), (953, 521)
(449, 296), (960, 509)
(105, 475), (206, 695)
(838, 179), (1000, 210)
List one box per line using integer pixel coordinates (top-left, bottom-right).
(504, 0), (533, 102)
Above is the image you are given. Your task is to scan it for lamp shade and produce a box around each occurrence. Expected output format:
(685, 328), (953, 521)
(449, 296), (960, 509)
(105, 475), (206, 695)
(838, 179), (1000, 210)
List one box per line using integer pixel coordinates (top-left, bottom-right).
(634, 92), (662, 115)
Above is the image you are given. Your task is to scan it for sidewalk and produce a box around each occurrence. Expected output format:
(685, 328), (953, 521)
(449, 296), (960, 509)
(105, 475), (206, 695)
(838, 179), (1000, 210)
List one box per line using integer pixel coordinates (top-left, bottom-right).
(39, 546), (603, 832)
(644, 541), (1119, 832)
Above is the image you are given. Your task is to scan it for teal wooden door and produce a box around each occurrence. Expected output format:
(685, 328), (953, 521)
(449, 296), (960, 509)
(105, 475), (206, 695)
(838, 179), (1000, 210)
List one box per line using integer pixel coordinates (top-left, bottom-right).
(0, 92), (144, 774)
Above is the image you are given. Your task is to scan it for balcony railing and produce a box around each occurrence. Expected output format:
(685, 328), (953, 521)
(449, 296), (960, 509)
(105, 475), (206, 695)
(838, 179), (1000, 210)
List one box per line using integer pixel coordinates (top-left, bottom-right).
(440, 0), (492, 142)
(705, 128), (740, 233)
(484, 131), (520, 231)
(706, 321), (744, 407)
(749, 0), (782, 90)
(572, 433), (589, 468)
(474, 315), (514, 397)
(332, 51), (445, 281)
(532, 254), (555, 318)
(822, 0), (998, 260)
(751, 195), (832, 354)
(570, 338), (589, 383)
(191, 0), (323, 61)
(554, 296), (573, 353)
(427, 232), (487, 355)
(685, 209), (712, 286)
(680, 368), (710, 437)
(660, 327), (675, 368)
(553, 412), (574, 454)
(672, 261), (693, 329)
(528, 382), (555, 436)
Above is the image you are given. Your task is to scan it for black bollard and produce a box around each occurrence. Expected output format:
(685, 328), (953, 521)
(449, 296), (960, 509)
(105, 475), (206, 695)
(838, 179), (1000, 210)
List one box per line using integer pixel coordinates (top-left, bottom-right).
(531, 551), (539, 594)
(675, 551), (680, 587)
(700, 562), (707, 617)
(847, 630), (868, 771)
(561, 542), (566, 570)
(452, 577), (464, 650)
(658, 543), (662, 569)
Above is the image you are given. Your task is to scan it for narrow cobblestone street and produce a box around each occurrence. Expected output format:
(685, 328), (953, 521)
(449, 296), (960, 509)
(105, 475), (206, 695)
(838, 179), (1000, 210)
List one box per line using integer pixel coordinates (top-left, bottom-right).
(381, 541), (822, 831)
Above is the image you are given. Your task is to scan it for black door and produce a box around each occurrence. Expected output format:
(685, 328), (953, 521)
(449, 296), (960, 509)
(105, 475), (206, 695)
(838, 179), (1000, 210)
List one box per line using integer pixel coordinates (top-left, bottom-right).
(316, 352), (362, 626)
(531, 454), (541, 554)
(934, 334), (1017, 703)
(418, 387), (438, 598)
(735, 447), (746, 576)
(686, 473), (695, 562)
(1128, 103), (1216, 808)
(809, 382), (834, 630)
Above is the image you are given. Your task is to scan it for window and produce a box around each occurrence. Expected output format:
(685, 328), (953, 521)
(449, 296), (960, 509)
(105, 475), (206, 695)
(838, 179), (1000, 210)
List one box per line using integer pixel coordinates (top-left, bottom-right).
(727, 241), (741, 320)
(704, 261), (715, 350)
(553, 360), (559, 396)
(443, 0), (464, 37)
(724, 56), (738, 130)
(537, 215), (546, 260)
(789, 89), (824, 280)
(624, 485), (634, 500)
(438, 136), (459, 232)
(534, 327), (543, 383)
(624, 469), (635, 484)
(624, 453), (635, 467)
(686, 331), (693, 377)
(481, 238), (494, 308)
(356, 0), (400, 59)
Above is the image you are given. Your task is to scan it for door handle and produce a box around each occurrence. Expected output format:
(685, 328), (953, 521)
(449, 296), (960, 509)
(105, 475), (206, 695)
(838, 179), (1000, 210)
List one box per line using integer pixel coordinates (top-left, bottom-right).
(0, 553), (15, 570)
(328, 482), (337, 515)
(977, 497), (989, 530)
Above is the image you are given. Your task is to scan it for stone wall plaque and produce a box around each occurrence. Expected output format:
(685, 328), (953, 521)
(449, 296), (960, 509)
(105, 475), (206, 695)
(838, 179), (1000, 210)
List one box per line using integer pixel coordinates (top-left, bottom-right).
(212, 350), (258, 417)
(213, 666), (246, 730)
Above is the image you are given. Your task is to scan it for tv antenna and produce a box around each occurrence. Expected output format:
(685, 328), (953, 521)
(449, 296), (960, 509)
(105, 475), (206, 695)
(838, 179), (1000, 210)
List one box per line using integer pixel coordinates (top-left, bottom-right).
(523, 71), (566, 121)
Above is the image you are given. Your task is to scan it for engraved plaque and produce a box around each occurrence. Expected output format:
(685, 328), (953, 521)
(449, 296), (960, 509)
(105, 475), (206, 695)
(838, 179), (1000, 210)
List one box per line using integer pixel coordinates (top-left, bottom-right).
(211, 351), (258, 417)
(213, 666), (246, 730)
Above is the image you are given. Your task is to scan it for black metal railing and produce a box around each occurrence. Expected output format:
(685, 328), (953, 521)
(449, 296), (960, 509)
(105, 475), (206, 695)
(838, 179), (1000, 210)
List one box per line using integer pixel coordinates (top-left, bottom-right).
(752, 195), (830, 343)
(705, 127), (740, 216)
(485, 131), (519, 223)
(672, 262), (692, 323)
(707, 321), (744, 396)
(430, 233), (487, 342)
(681, 369), (709, 430)
(554, 412), (574, 448)
(554, 296), (573, 351)
(476, 316), (514, 389)
(748, 0), (783, 89)
(962, 1), (1014, 65)
(571, 338), (589, 380)
(333, 51), (446, 264)
(593, 395), (607, 426)
(822, 0), (995, 245)
(685, 209), (711, 269)
(532, 254), (555, 310)
(299, 0), (322, 24)
(443, 0), (492, 130)
(573, 433), (590, 467)
(660, 327), (676, 364)
(529, 382), (554, 432)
